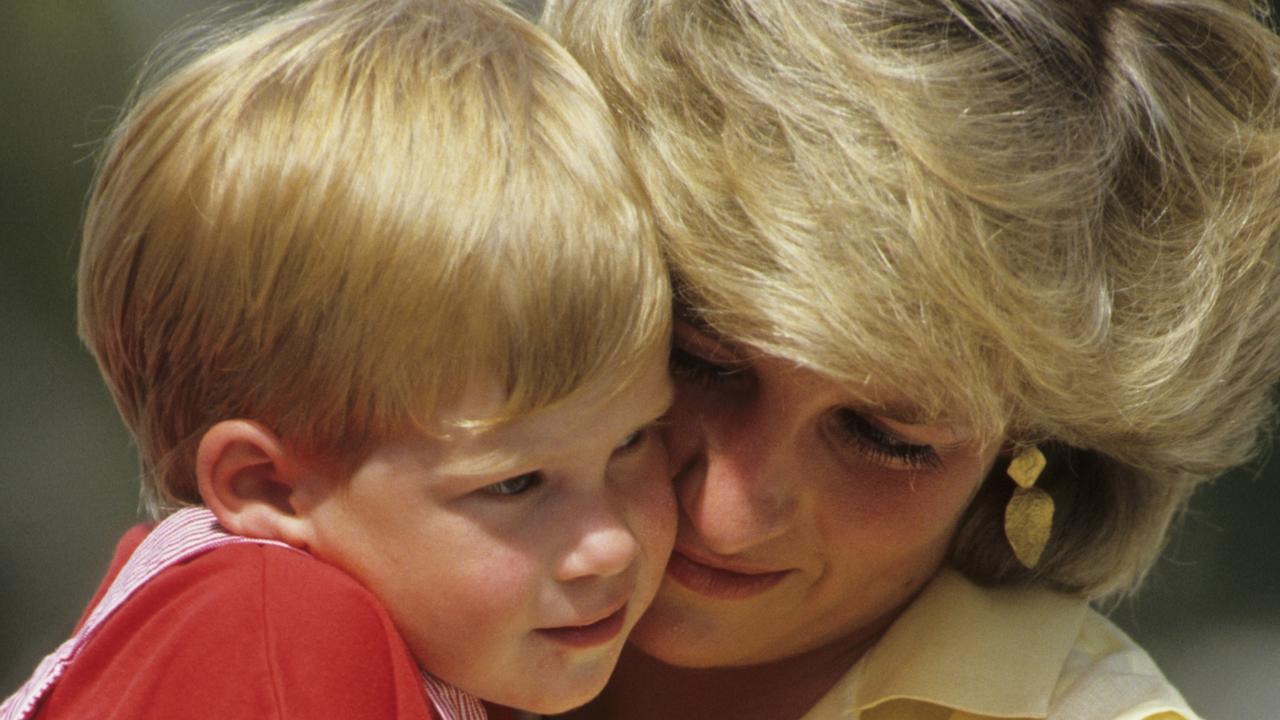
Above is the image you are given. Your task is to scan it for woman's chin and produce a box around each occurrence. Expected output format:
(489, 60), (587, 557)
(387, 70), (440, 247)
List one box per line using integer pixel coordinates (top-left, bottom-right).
(622, 608), (768, 669)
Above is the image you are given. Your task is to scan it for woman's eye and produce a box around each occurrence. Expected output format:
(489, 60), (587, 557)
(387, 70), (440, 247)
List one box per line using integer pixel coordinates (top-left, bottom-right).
(669, 345), (745, 389)
(830, 409), (942, 471)
(479, 472), (541, 497)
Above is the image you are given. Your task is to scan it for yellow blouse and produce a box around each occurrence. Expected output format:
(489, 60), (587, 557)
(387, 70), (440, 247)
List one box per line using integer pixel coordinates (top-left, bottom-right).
(799, 570), (1199, 720)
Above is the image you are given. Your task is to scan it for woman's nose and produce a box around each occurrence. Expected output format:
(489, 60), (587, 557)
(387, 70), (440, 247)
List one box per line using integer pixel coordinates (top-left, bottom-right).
(673, 408), (798, 556)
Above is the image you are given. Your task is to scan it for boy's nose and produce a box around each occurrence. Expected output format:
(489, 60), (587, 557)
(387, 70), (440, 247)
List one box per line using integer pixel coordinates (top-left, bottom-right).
(555, 505), (641, 582)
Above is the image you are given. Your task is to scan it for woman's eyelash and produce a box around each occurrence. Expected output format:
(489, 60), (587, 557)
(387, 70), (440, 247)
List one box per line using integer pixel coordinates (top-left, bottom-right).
(833, 410), (942, 471)
(669, 346), (743, 388)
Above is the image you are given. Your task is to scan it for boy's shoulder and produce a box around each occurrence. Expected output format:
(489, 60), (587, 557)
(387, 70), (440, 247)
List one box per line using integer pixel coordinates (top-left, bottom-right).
(37, 531), (436, 719)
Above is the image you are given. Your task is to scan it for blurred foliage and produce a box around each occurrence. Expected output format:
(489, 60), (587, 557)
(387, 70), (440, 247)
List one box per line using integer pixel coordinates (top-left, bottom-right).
(1, 1), (1277, 717)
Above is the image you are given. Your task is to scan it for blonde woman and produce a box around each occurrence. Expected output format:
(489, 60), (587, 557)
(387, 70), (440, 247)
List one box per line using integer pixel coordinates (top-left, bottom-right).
(542, 0), (1280, 718)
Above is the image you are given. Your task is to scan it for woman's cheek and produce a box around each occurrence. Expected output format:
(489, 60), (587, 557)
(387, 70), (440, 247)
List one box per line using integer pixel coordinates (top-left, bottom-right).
(813, 455), (987, 554)
(623, 441), (678, 562)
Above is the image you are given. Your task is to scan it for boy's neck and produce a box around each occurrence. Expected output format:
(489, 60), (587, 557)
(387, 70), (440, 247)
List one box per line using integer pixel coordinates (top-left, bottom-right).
(560, 635), (876, 720)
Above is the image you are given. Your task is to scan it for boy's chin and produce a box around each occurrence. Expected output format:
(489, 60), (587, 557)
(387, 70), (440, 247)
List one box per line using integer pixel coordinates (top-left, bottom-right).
(505, 690), (601, 717)
(506, 660), (616, 716)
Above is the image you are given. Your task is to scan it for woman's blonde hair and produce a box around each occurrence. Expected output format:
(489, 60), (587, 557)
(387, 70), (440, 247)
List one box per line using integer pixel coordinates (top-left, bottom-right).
(81, 0), (669, 517)
(545, 0), (1280, 597)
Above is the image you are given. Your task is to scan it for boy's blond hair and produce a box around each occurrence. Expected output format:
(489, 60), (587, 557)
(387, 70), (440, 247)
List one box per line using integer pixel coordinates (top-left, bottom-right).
(81, 0), (669, 516)
(546, 0), (1280, 598)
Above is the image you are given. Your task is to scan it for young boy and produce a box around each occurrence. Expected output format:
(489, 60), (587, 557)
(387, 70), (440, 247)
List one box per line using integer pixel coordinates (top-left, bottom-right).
(0, 0), (675, 718)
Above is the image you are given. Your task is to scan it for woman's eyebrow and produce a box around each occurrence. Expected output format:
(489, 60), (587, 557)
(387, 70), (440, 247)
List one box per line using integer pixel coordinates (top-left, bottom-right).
(868, 402), (928, 425)
(673, 302), (715, 332)
(674, 322), (749, 366)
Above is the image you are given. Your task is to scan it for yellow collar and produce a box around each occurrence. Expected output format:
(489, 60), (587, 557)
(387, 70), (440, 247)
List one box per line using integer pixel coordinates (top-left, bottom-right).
(806, 569), (1088, 719)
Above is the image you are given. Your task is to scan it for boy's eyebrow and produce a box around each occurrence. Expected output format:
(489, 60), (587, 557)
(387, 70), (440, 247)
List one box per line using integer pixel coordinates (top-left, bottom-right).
(432, 444), (533, 481)
(432, 435), (537, 479)
(436, 388), (676, 482)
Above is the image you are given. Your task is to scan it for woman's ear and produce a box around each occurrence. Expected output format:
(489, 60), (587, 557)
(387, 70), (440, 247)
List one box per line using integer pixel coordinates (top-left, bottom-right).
(195, 420), (318, 550)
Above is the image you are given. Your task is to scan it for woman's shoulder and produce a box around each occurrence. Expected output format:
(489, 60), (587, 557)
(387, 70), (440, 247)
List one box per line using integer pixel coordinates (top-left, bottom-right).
(800, 570), (1200, 720)
(1046, 609), (1201, 720)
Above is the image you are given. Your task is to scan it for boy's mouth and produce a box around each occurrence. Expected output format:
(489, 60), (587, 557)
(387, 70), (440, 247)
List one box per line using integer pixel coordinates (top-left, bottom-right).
(535, 604), (629, 648)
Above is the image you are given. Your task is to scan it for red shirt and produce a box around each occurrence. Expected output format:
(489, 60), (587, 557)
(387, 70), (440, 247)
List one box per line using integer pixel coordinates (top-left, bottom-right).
(31, 523), (439, 719)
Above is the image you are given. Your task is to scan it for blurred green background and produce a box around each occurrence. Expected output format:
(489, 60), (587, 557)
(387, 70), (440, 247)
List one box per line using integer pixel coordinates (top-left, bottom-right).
(1, 1), (1277, 718)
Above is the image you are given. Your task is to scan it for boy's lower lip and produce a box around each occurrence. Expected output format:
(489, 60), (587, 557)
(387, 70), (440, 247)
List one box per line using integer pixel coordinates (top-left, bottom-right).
(536, 605), (628, 648)
(665, 550), (791, 599)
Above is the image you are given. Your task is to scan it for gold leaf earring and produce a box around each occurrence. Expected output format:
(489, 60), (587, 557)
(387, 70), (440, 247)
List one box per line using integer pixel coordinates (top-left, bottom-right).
(1004, 446), (1053, 568)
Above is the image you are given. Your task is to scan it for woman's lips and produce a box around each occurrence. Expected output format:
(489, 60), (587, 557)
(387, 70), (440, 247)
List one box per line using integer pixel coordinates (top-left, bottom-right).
(536, 605), (628, 648)
(665, 550), (791, 599)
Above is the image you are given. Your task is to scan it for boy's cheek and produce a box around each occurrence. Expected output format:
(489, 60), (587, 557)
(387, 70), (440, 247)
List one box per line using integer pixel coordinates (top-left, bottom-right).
(391, 548), (540, 664)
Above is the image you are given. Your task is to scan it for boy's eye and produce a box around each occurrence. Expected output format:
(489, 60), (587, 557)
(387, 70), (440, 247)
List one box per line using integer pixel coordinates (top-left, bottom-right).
(669, 346), (748, 390)
(615, 430), (643, 451)
(479, 472), (541, 497)
(827, 409), (943, 472)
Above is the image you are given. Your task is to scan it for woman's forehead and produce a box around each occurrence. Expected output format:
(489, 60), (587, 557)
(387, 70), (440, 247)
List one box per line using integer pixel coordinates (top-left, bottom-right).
(673, 314), (979, 430)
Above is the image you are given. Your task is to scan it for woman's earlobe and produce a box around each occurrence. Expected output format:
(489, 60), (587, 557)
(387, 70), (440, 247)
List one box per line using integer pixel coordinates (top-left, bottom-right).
(195, 419), (315, 549)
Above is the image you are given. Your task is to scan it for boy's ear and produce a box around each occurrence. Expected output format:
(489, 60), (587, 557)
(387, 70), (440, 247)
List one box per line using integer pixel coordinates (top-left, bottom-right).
(196, 420), (318, 550)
